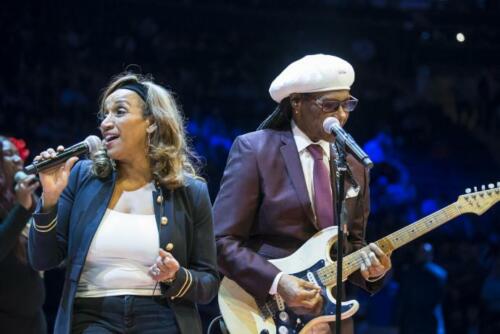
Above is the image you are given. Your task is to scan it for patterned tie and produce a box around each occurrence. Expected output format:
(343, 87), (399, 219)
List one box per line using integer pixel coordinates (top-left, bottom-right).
(307, 144), (334, 229)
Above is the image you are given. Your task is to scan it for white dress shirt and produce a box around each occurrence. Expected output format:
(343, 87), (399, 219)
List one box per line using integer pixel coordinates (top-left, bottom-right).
(269, 121), (332, 295)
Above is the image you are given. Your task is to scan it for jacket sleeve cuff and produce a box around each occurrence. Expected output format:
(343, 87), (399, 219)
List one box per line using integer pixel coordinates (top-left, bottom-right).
(161, 267), (193, 300)
(32, 198), (58, 232)
(269, 272), (284, 295)
(365, 270), (387, 282)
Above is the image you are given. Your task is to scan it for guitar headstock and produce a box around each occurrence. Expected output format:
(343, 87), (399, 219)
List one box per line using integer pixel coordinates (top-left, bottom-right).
(456, 183), (500, 215)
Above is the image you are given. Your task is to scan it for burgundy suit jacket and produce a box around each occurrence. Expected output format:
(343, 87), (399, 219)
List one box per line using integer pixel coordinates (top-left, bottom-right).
(214, 128), (383, 304)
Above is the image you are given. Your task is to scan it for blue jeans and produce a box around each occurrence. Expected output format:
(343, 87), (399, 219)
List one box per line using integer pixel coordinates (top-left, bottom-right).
(72, 295), (180, 333)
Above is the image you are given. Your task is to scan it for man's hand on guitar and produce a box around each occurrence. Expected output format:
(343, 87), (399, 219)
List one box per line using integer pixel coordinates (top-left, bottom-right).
(277, 274), (323, 316)
(359, 243), (391, 281)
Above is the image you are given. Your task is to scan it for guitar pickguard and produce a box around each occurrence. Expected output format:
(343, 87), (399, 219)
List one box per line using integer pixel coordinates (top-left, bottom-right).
(268, 259), (356, 334)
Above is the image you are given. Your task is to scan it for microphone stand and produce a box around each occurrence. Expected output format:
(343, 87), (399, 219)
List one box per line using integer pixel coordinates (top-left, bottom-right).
(332, 140), (348, 334)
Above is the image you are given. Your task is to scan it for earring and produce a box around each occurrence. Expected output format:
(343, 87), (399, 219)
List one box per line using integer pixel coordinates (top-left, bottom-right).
(146, 131), (152, 154)
(146, 124), (157, 133)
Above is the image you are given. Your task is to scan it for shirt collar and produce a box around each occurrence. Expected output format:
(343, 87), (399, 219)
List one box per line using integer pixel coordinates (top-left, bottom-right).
(291, 121), (331, 159)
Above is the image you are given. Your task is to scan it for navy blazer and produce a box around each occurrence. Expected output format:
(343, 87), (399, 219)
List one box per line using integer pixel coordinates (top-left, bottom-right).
(28, 160), (219, 334)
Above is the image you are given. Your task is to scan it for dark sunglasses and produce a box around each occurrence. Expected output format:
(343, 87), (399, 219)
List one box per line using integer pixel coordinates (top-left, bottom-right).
(312, 96), (359, 113)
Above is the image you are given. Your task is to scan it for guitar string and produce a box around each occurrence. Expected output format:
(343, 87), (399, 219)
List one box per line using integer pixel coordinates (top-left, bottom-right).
(316, 205), (460, 284)
(264, 193), (497, 311)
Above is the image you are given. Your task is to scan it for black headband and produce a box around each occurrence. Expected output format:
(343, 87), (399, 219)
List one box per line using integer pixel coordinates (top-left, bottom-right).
(115, 81), (149, 103)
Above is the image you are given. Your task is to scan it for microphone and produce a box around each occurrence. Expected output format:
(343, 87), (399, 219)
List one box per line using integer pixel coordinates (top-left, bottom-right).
(14, 171), (39, 190)
(14, 171), (37, 183)
(24, 135), (101, 175)
(323, 117), (373, 168)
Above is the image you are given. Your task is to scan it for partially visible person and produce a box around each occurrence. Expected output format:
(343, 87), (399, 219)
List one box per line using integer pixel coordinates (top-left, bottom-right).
(28, 73), (219, 334)
(355, 270), (399, 334)
(397, 243), (447, 334)
(0, 136), (45, 334)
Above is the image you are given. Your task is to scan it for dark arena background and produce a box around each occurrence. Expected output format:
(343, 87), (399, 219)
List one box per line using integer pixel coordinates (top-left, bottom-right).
(1, 1), (500, 333)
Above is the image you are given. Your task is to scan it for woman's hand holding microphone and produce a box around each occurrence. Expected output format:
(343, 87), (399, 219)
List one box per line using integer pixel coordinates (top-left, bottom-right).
(33, 146), (79, 211)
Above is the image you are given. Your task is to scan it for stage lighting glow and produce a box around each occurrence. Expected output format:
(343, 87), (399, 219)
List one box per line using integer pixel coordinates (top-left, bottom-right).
(456, 32), (465, 42)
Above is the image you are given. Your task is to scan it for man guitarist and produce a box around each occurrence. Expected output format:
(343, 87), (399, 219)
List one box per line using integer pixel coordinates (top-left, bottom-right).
(214, 54), (392, 334)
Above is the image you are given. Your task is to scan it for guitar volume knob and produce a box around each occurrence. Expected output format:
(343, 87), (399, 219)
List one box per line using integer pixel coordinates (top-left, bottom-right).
(278, 325), (289, 334)
(279, 311), (289, 323)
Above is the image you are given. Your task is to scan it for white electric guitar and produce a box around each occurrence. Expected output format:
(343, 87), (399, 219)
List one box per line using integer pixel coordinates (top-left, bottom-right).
(218, 183), (500, 334)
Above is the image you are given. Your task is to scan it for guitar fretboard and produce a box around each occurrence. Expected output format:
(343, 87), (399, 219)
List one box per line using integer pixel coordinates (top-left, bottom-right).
(317, 203), (461, 286)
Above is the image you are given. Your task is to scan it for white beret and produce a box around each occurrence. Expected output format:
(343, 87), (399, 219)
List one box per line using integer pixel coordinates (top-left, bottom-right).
(269, 54), (355, 103)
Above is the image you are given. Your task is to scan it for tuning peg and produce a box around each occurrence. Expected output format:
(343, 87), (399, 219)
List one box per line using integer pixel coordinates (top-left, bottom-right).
(482, 185), (486, 190)
(489, 183), (495, 189)
(497, 182), (500, 188)
(465, 188), (472, 194)
(474, 186), (478, 192)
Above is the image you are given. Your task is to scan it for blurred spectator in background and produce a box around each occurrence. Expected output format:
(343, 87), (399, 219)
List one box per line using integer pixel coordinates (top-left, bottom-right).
(0, 136), (45, 334)
(397, 243), (447, 334)
(480, 254), (500, 334)
(355, 270), (399, 334)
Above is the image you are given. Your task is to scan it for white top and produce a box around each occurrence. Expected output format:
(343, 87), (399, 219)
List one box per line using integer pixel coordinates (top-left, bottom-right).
(76, 209), (161, 297)
(269, 121), (331, 295)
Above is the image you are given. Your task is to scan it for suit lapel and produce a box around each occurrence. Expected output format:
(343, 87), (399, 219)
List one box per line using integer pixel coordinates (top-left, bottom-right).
(280, 132), (315, 226)
(329, 144), (358, 228)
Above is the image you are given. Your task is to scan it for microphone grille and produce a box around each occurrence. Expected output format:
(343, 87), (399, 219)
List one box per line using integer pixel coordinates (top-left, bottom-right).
(322, 117), (340, 133)
(84, 135), (102, 154)
(14, 171), (28, 183)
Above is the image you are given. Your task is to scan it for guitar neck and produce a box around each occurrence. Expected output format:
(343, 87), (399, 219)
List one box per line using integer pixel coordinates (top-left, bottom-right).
(319, 202), (462, 286)
(379, 202), (461, 250)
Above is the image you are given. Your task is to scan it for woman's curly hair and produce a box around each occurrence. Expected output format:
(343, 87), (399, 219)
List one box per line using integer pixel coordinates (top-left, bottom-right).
(92, 73), (199, 190)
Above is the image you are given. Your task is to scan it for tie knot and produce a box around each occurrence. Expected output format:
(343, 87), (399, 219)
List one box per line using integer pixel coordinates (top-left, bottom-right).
(307, 144), (324, 161)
